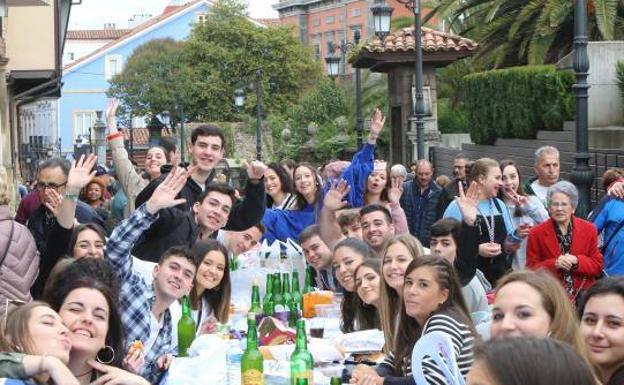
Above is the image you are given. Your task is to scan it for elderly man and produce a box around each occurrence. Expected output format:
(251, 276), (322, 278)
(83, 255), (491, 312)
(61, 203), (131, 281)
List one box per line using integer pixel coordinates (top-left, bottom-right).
(524, 146), (561, 207)
(399, 159), (446, 247)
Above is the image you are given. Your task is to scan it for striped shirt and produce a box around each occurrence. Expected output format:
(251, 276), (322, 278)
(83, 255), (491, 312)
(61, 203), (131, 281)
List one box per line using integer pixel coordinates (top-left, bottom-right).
(378, 313), (475, 385)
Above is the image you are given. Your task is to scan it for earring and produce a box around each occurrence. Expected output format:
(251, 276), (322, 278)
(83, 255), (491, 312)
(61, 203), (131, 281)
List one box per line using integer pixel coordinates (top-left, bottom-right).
(96, 345), (115, 365)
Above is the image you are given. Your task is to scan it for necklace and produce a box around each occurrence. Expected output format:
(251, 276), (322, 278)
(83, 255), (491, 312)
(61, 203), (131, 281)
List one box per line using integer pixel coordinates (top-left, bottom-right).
(478, 199), (496, 242)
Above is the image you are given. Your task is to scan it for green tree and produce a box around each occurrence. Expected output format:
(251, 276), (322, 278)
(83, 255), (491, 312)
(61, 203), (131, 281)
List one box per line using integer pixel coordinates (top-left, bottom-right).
(108, 38), (193, 119)
(617, 60), (624, 102)
(425, 0), (624, 68)
(184, 0), (322, 121)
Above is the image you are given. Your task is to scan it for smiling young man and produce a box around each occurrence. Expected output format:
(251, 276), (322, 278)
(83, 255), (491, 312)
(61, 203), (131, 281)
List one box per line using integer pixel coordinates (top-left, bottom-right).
(135, 124), (267, 233)
(359, 204), (395, 257)
(131, 183), (237, 262)
(300, 225), (341, 292)
(105, 168), (198, 383)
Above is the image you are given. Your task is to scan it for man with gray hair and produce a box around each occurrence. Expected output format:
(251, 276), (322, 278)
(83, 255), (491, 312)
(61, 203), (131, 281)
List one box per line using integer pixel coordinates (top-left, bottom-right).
(524, 146), (562, 207)
(400, 159), (446, 247)
(26, 157), (105, 253)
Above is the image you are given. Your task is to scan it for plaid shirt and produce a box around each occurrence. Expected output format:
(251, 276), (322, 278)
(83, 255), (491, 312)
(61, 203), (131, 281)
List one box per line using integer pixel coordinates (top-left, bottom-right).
(105, 204), (172, 384)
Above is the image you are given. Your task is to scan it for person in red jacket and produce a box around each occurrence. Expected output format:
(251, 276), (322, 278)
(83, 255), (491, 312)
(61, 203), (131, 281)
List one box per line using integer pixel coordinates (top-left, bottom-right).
(527, 181), (603, 302)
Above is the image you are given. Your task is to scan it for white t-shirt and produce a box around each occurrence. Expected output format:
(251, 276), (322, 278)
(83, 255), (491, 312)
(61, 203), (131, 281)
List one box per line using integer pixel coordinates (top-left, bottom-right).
(144, 312), (165, 354)
(530, 180), (550, 207)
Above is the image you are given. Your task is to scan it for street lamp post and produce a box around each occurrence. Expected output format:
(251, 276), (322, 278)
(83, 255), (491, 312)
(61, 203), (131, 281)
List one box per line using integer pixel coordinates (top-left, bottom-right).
(234, 70), (275, 161)
(325, 31), (364, 149)
(371, 0), (426, 160)
(570, 0), (592, 217)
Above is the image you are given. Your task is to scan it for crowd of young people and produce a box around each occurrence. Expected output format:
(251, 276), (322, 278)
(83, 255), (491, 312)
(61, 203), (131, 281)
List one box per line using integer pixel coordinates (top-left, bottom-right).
(0, 103), (623, 385)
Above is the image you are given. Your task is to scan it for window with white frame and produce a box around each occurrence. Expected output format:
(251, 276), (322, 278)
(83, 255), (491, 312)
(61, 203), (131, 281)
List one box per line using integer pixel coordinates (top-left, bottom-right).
(72, 111), (96, 142)
(197, 13), (207, 23)
(104, 54), (123, 80)
(352, 8), (361, 17)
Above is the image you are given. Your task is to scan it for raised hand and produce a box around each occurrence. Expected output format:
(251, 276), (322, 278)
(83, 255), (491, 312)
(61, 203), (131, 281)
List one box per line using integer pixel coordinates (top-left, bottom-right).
(43, 189), (64, 218)
(369, 107), (385, 139)
(323, 179), (351, 211)
(106, 98), (120, 131)
(145, 167), (190, 214)
(387, 176), (404, 205)
(504, 187), (527, 207)
(247, 160), (268, 182)
(67, 154), (97, 194)
(88, 360), (149, 385)
(456, 181), (480, 226)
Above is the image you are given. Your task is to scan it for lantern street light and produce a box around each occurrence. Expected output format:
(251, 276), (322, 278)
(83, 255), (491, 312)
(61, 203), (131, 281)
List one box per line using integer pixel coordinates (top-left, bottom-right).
(325, 30), (364, 149)
(324, 55), (341, 79)
(370, 3), (393, 42)
(371, 0), (426, 160)
(233, 70), (277, 161)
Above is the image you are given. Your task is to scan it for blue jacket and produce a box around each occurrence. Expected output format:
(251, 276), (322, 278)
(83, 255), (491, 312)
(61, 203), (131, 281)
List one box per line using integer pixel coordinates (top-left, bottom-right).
(262, 143), (376, 242)
(590, 196), (624, 275)
(400, 180), (446, 247)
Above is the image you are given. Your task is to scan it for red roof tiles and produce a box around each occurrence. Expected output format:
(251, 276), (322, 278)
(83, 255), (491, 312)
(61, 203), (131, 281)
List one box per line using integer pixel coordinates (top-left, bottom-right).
(363, 26), (478, 54)
(67, 29), (132, 40)
(121, 128), (176, 146)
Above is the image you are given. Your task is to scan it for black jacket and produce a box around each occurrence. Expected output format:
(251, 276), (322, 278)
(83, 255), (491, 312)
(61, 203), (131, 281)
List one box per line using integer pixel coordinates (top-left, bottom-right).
(131, 207), (202, 262)
(27, 201), (105, 254)
(135, 165), (266, 235)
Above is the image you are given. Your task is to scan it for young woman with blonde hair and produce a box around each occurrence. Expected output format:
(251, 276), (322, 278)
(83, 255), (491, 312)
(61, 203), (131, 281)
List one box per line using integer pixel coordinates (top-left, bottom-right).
(491, 269), (593, 367)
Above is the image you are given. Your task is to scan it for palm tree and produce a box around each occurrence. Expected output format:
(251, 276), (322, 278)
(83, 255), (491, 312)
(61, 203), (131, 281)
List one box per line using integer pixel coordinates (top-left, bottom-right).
(425, 0), (624, 68)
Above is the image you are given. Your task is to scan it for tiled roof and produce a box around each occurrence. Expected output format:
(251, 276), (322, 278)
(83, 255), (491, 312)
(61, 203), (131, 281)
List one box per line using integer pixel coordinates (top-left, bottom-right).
(67, 29), (132, 40)
(253, 18), (282, 27)
(363, 26), (478, 54)
(121, 128), (176, 146)
(64, 0), (208, 72)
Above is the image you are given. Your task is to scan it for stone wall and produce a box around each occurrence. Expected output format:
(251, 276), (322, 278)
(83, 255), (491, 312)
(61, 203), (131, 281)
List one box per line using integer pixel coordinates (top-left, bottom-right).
(557, 41), (624, 127)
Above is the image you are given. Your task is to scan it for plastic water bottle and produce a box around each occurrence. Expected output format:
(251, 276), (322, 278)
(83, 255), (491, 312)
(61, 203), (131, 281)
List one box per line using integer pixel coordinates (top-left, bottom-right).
(227, 339), (243, 385)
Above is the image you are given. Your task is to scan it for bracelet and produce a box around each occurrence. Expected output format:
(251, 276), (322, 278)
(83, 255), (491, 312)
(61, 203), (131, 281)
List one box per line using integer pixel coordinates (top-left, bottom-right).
(106, 131), (124, 141)
(64, 191), (79, 201)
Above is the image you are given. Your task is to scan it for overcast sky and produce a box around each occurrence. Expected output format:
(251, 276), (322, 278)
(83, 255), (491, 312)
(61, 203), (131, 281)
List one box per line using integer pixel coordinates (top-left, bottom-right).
(68, 0), (279, 29)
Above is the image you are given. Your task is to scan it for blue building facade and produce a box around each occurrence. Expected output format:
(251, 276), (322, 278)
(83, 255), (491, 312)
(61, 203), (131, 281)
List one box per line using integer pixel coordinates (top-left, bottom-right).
(59, 1), (212, 153)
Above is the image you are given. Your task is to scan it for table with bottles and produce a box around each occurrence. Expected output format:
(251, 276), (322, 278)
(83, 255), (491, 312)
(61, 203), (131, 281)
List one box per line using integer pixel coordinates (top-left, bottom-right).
(165, 268), (370, 385)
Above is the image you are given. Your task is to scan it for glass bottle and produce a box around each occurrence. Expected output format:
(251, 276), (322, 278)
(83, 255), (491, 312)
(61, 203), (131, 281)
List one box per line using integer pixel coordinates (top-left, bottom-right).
(241, 313), (264, 385)
(290, 319), (313, 385)
(250, 283), (263, 324)
(177, 295), (196, 357)
(262, 274), (274, 317)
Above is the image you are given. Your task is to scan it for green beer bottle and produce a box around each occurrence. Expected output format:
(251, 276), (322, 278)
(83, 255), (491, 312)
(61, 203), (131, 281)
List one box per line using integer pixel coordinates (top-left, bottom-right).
(250, 283), (264, 324)
(242, 313), (264, 385)
(282, 273), (292, 310)
(272, 273), (284, 307)
(177, 295), (196, 357)
(290, 319), (313, 385)
(291, 270), (303, 311)
(302, 266), (314, 294)
(262, 274), (274, 316)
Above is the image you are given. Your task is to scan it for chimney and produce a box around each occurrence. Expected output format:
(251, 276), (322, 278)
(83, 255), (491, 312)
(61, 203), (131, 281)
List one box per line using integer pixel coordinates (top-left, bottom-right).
(103, 22), (116, 30)
(127, 14), (152, 28)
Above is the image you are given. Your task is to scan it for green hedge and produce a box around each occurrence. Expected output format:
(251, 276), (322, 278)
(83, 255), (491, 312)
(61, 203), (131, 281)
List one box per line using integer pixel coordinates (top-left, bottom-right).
(463, 65), (575, 145)
(617, 60), (624, 102)
(438, 98), (469, 133)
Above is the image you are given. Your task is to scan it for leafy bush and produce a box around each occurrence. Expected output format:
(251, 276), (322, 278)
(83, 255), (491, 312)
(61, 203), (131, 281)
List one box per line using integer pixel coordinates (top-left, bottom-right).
(463, 65), (575, 145)
(617, 60), (624, 102)
(437, 98), (468, 133)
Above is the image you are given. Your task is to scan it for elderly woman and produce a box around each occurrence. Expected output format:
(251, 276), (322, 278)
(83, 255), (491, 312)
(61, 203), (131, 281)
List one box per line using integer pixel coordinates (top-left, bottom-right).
(527, 181), (603, 302)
